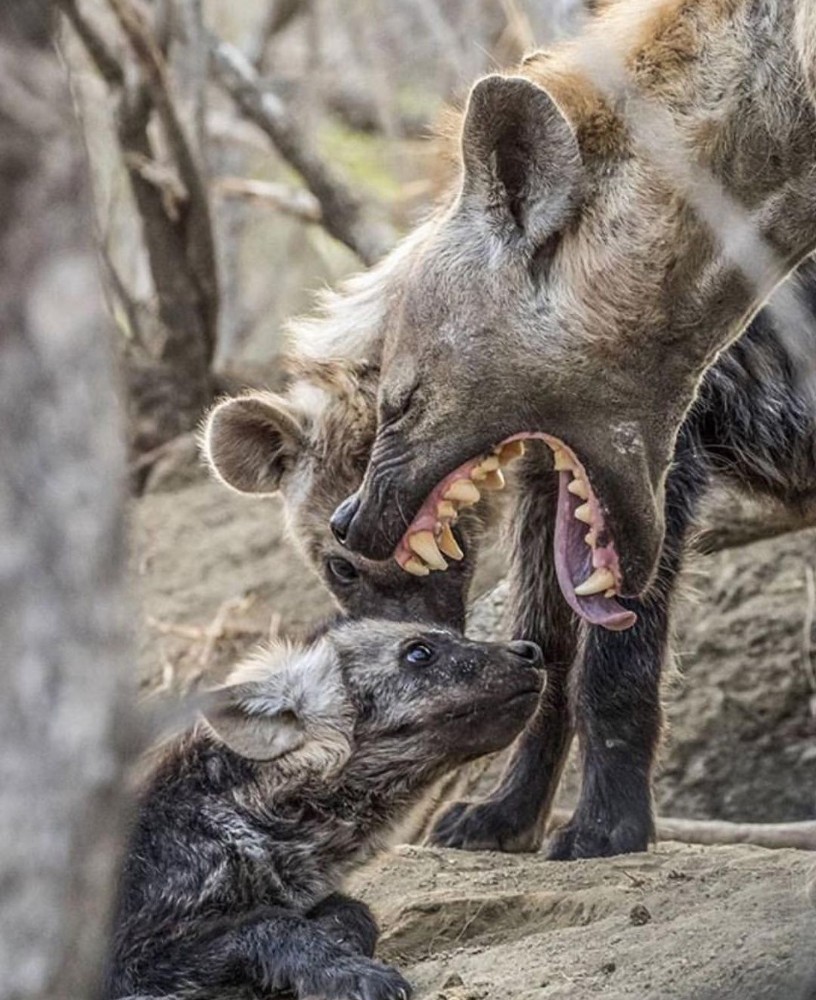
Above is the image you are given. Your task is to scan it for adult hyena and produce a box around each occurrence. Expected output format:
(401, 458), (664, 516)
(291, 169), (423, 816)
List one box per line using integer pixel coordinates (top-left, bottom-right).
(206, 262), (816, 857)
(324, 0), (816, 855)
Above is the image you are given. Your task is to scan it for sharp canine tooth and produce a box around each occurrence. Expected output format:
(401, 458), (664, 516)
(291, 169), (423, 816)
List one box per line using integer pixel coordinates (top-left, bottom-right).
(568, 479), (589, 500)
(553, 448), (572, 472)
(403, 557), (430, 577)
(574, 503), (592, 524)
(480, 469), (506, 491)
(574, 567), (615, 597)
(498, 440), (525, 464)
(444, 480), (480, 505)
(408, 531), (448, 571)
(438, 524), (464, 560)
(437, 500), (457, 520)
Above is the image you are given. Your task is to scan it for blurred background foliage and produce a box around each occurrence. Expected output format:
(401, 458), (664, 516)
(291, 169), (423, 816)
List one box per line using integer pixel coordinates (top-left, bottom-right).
(59, 0), (584, 466)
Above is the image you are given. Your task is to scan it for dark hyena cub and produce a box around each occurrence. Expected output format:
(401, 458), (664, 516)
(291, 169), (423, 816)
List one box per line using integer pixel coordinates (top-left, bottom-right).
(107, 619), (543, 1000)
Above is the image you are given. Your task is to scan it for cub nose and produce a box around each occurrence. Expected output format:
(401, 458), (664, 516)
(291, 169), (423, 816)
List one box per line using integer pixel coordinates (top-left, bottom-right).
(507, 640), (543, 666)
(330, 493), (361, 545)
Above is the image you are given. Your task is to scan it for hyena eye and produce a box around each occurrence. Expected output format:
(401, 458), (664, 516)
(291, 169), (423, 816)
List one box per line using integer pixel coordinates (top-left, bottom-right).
(326, 556), (359, 585)
(402, 641), (436, 666)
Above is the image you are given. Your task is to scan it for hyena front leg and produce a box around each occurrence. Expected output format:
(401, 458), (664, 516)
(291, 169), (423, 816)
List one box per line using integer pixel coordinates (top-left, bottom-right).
(429, 454), (579, 852)
(126, 906), (411, 1000)
(549, 432), (708, 860)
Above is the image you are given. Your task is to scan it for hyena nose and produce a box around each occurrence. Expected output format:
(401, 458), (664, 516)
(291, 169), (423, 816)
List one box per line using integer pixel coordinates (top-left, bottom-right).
(507, 640), (543, 666)
(330, 493), (361, 545)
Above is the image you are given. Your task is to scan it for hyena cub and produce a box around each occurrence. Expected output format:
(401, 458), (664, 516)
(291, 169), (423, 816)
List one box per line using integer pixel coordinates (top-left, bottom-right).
(202, 358), (503, 630)
(107, 618), (543, 1000)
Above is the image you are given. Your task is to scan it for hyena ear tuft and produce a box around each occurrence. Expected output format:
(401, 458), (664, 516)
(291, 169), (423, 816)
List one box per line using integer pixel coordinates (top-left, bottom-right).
(203, 641), (352, 766)
(201, 394), (308, 494)
(460, 75), (583, 245)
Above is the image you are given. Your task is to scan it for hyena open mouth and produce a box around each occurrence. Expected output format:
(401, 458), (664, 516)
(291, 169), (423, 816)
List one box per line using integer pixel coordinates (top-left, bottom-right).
(395, 433), (637, 632)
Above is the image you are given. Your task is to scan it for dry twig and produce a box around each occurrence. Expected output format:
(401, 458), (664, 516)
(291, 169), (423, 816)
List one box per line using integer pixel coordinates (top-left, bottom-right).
(214, 176), (322, 223)
(209, 35), (394, 265)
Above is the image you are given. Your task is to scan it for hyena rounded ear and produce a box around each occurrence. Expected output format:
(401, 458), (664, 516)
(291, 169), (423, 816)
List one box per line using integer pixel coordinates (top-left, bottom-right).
(204, 686), (306, 761)
(203, 641), (352, 767)
(460, 75), (584, 245)
(201, 393), (308, 494)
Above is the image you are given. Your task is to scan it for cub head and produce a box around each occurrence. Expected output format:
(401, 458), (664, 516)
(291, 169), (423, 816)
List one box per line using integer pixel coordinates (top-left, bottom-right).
(202, 359), (498, 630)
(204, 618), (544, 792)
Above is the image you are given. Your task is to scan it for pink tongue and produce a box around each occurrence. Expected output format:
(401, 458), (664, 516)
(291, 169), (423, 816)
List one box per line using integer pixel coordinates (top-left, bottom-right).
(553, 472), (637, 632)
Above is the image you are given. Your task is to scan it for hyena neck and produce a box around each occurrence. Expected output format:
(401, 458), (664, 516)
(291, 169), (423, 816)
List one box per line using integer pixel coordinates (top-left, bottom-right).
(532, 0), (816, 380)
(289, 757), (449, 868)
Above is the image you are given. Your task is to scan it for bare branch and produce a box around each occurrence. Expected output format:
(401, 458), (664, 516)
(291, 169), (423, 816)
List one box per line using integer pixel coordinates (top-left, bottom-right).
(547, 810), (816, 850)
(653, 816), (816, 852)
(214, 176), (321, 223)
(209, 35), (395, 266)
(56, 0), (124, 87)
(107, 0), (219, 354)
(250, 0), (313, 72)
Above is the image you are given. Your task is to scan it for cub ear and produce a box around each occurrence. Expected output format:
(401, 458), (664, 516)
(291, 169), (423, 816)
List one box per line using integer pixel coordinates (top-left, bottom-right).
(460, 75), (583, 245)
(204, 684), (305, 761)
(202, 641), (351, 767)
(202, 393), (308, 495)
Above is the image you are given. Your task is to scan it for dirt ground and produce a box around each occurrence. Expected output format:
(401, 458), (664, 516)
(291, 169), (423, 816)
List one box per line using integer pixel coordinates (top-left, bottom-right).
(351, 842), (816, 1000)
(132, 470), (816, 999)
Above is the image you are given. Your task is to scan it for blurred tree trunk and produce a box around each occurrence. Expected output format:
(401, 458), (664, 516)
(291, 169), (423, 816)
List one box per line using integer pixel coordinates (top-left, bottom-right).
(0, 4), (142, 998)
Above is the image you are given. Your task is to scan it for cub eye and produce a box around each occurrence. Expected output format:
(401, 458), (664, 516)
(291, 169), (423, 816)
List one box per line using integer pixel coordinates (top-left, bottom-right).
(403, 641), (436, 666)
(326, 556), (359, 585)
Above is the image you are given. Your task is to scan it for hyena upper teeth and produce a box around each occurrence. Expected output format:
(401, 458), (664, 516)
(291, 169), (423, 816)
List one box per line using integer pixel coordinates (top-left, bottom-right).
(574, 503), (592, 524)
(568, 479), (589, 500)
(480, 469), (506, 491)
(408, 531), (448, 571)
(574, 567), (615, 597)
(552, 448), (572, 472)
(403, 556), (431, 577)
(444, 480), (480, 504)
(438, 523), (464, 560)
(498, 440), (525, 464)
(436, 500), (457, 520)
(585, 530), (597, 547)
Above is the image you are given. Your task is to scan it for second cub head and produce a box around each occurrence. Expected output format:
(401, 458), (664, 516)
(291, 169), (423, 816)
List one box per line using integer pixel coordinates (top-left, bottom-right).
(202, 360), (501, 629)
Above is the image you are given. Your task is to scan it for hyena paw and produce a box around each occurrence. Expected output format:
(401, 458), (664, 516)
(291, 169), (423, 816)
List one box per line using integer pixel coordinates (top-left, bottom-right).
(307, 955), (413, 1000)
(427, 798), (542, 853)
(310, 895), (379, 957)
(547, 812), (652, 861)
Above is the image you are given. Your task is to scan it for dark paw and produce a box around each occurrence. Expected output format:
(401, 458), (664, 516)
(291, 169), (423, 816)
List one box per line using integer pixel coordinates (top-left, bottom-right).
(310, 894), (379, 957)
(311, 955), (413, 1000)
(547, 814), (651, 861)
(427, 798), (541, 853)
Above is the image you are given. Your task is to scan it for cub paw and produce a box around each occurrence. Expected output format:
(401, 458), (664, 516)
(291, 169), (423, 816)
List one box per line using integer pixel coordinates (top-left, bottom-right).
(427, 798), (541, 853)
(311, 955), (413, 1000)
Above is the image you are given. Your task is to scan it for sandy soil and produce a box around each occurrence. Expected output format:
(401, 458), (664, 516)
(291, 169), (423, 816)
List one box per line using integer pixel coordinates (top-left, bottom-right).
(132, 473), (816, 998)
(351, 843), (816, 1000)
